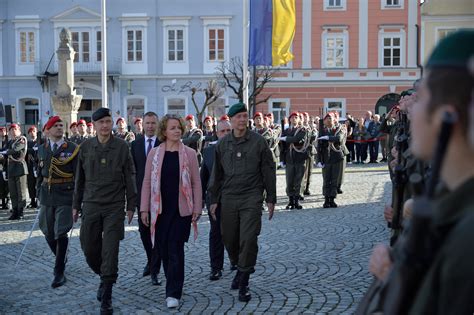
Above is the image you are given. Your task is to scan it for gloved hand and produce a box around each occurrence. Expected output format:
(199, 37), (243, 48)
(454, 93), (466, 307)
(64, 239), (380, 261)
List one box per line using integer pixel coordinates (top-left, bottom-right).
(316, 162), (324, 168)
(279, 136), (287, 142)
(318, 136), (329, 140)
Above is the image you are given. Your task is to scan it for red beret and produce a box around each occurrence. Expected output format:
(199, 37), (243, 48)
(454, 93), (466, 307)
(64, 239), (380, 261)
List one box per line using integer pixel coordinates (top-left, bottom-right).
(45, 116), (62, 130)
(134, 117), (142, 125)
(116, 117), (125, 125)
(28, 126), (37, 133)
(203, 116), (213, 122)
(70, 122), (77, 129)
(289, 112), (299, 119)
(9, 123), (20, 131)
(86, 122), (93, 127)
(265, 113), (273, 118)
(220, 115), (230, 121)
(324, 112), (336, 120)
(253, 112), (263, 119)
(77, 119), (86, 126)
(185, 114), (194, 121)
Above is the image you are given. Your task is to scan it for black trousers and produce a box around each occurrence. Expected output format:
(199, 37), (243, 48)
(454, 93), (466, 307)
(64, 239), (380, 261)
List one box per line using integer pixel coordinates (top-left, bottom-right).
(209, 204), (224, 272)
(368, 141), (379, 162)
(346, 142), (355, 162)
(27, 172), (36, 204)
(138, 210), (161, 275)
(160, 238), (185, 299)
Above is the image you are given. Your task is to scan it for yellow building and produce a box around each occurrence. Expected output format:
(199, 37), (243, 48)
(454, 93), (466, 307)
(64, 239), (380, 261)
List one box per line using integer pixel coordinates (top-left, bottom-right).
(421, 0), (474, 64)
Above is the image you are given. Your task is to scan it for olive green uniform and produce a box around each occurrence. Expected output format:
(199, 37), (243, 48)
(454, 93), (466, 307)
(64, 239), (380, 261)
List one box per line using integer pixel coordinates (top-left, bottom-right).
(5, 136), (28, 217)
(209, 129), (276, 274)
(73, 135), (137, 284)
(282, 126), (308, 199)
(301, 125), (318, 195)
(318, 125), (345, 198)
(336, 124), (349, 192)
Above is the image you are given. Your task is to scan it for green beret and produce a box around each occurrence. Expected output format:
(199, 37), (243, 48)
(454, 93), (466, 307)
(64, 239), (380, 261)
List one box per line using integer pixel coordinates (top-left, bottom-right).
(426, 29), (474, 69)
(227, 102), (247, 118)
(92, 107), (112, 122)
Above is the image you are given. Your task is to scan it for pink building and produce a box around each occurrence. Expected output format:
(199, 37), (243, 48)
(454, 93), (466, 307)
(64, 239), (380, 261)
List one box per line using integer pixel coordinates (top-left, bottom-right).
(257, 0), (421, 121)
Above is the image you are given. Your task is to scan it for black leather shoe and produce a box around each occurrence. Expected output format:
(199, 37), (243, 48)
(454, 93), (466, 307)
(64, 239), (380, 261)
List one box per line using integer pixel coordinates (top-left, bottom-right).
(294, 198), (303, 210)
(230, 264), (237, 271)
(51, 273), (66, 288)
(100, 283), (113, 315)
(231, 271), (241, 290)
(238, 272), (251, 302)
(209, 270), (222, 281)
(97, 282), (104, 302)
(337, 188), (343, 194)
(142, 264), (150, 277)
(285, 196), (294, 210)
(323, 197), (331, 208)
(329, 198), (338, 208)
(151, 273), (161, 286)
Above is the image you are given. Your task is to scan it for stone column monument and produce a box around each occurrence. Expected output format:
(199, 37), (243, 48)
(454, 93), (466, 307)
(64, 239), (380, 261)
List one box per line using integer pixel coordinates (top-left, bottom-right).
(51, 28), (82, 129)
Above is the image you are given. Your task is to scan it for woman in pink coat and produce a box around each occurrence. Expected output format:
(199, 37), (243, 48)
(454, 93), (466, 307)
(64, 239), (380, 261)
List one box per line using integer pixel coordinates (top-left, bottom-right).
(140, 114), (202, 309)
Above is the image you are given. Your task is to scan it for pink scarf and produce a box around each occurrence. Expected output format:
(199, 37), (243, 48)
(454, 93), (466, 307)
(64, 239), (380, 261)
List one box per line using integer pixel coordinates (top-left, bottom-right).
(149, 142), (195, 247)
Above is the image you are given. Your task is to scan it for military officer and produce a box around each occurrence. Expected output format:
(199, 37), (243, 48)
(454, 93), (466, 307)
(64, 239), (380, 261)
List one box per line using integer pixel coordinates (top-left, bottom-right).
(114, 117), (135, 144)
(335, 113), (349, 195)
(183, 114), (204, 151)
(133, 117), (144, 140)
(69, 122), (81, 143)
(86, 122), (96, 137)
(301, 112), (318, 197)
(279, 112), (308, 209)
(202, 116), (217, 149)
(253, 112), (273, 147)
(73, 108), (137, 314)
(0, 127), (9, 209)
(37, 116), (79, 288)
(73, 119), (89, 144)
(2, 124), (28, 220)
(26, 126), (39, 208)
(208, 102), (276, 302)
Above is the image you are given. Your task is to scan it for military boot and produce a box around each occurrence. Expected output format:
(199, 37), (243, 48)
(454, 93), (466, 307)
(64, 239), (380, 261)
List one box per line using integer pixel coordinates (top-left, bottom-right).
(1, 198), (8, 210)
(285, 196), (294, 210)
(100, 283), (113, 314)
(97, 282), (104, 302)
(238, 272), (251, 302)
(17, 207), (24, 219)
(51, 237), (68, 288)
(294, 197), (303, 210)
(231, 270), (241, 290)
(329, 197), (338, 208)
(323, 197), (331, 208)
(46, 239), (57, 256)
(8, 208), (19, 220)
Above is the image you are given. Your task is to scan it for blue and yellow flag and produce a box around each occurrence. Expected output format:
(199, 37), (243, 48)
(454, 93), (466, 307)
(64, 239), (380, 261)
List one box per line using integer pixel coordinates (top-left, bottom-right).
(249, 0), (296, 67)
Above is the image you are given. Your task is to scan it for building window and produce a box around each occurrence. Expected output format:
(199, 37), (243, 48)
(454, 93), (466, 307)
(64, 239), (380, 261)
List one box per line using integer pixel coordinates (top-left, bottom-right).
(208, 28), (225, 62)
(269, 99), (289, 123)
(127, 30), (143, 62)
(97, 31), (102, 62)
(324, 98), (346, 118)
(71, 31), (90, 63)
(167, 28), (185, 62)
(166, 97), (186, 116)
(324, 0), (346, 10)
(381, 0), (403, 9)
(19, 31), (35, 63)
(126, 97), (145, 125)
(382, 36), (401, 67)
(323, 33), (347, 68)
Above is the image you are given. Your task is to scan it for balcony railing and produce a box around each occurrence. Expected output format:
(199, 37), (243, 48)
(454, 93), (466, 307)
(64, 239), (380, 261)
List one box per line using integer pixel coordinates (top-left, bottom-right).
(35, 59), (121, 76)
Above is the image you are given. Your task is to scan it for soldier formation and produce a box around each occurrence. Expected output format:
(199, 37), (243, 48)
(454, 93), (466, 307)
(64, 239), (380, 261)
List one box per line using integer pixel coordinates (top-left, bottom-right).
(2, 29), (472, 315)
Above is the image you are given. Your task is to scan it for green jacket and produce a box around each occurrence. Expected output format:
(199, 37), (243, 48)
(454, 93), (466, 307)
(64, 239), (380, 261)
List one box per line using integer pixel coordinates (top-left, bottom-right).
(409, 177), (474, 314)
(209, 129), (276, 204)
(37, 140), (78, 206)
(73, 135), (137, 213)
(6, 136), (28, 177)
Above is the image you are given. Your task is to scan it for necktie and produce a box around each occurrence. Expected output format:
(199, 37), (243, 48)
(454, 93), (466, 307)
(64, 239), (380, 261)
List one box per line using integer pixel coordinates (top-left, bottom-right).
(53, 143), (58, 153)
(146, 139), (153, 156)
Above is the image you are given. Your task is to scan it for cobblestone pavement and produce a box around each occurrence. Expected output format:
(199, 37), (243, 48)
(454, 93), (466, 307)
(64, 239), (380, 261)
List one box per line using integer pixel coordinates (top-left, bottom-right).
(0, 164), (391, 314)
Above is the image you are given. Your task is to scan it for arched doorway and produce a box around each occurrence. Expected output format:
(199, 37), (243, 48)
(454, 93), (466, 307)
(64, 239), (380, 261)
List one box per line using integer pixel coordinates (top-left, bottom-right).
(374, 93), (401, 116)
(18, 97), (39, 134)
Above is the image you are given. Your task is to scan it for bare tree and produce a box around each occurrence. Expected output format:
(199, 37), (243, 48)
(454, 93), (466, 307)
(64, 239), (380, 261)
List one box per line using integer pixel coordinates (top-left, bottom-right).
(190, 79), (224, 127)
(216, 57), (277, 113)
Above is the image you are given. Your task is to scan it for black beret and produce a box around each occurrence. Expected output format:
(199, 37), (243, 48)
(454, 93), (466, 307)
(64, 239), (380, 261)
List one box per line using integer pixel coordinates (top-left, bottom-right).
(92, 107), (112, 122)
(227, 102), (247, 117)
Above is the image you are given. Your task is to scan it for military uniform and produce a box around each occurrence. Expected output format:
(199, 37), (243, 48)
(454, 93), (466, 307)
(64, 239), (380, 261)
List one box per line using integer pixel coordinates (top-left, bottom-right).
(336, 123), (349, 194)
(318, 123), (346, 208)
(202, 129), (217, 149)
(114, 130), (135, 145)
(0, 135), (9, 209)
(5, 134), (28, 219)
(209, 125), (276, 301)
(282, 125), (308, 209)
(73, 134), (137, 286)
(70, 134), (88, 145)
(301, 124), (318, 196)
(269, 124), (282, 165)
(183, 127), (204, 162)
(37, 135), (79, 287)
(26, 138), (38, 208)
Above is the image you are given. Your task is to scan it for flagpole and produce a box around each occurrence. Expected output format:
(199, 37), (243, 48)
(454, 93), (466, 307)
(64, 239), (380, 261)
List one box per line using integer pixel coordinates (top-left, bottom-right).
(101, 0), (108, 108)
(242, 0), (249, 108)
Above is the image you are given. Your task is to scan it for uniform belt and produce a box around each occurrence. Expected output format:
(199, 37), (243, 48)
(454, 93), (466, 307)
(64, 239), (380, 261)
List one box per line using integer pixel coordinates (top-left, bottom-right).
(43, 177), (74, 184)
